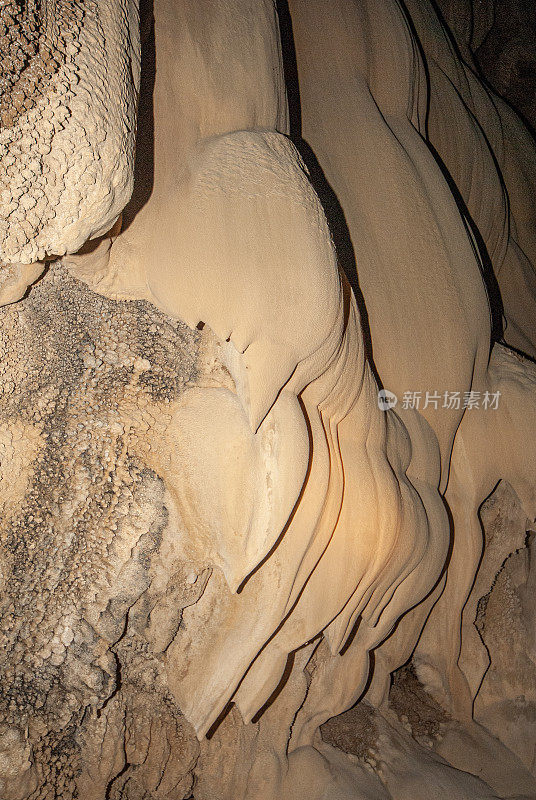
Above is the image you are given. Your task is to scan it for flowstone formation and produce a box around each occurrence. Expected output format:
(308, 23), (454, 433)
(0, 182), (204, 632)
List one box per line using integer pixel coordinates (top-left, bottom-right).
(1, 1), (536, 799)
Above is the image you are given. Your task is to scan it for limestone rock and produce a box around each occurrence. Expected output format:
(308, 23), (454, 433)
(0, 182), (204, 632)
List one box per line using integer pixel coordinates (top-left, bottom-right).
(1, 1), (536, 798)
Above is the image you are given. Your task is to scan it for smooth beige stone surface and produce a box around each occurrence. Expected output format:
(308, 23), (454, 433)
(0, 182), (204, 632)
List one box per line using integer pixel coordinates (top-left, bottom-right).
(288, 0), (491, 487)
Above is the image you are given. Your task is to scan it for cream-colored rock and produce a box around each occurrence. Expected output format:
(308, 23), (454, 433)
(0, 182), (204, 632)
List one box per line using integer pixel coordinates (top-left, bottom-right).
(1, 1), (536, 799)
(288, 0), (536, 747)
(63, 1), (454, 748)
(404, 0), (536, 358)
(0, 262), (44, 306)
(415, 351), (536, 721)
(288, 0), (491, 487)
(0, 0), (140, 268)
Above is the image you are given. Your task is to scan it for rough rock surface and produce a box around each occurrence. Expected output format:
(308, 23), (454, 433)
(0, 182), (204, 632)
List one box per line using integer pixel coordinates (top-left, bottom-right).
(476, 0), (536, 131)
(474, 494), (536, 774)
(0, 262), (202, 798)
(2, 1), (536, 799)
(0, 0), (140, 266)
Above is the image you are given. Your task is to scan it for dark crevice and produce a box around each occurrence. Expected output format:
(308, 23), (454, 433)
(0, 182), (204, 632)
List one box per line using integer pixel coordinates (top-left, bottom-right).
(275, 0), (379, 378)
(122, 0), (156, 231)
